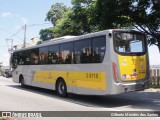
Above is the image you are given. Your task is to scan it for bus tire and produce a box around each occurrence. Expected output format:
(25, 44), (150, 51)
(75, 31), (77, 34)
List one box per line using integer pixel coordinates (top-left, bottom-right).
(6, 74), (9, 78)
(19, 75), (25, 87)
(56, 78), (68, 97)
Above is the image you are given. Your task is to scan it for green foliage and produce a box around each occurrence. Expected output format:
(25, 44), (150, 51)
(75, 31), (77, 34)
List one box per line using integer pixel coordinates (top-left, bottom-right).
(50, 0), (97, 38)
(94, 0), (132, 29)
(39, 0), (160, 52)
(71, 0), (97, 33)
(40, 3), (72, 40)
(39, 28), (54, 41)
(126, 0), (160, 52)
(91, 0), (160, 52)
(45, 3), (68, 26)
(0, 118), (5, 120)
(53, 9), (79, 38)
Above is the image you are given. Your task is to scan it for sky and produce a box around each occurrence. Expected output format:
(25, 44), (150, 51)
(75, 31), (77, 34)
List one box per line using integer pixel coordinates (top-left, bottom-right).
(0, 0), (71, 66)
(0, 0), (159, 66)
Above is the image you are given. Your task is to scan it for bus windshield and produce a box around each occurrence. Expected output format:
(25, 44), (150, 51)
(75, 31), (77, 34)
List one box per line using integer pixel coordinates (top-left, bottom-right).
(114, 32), (146, 54)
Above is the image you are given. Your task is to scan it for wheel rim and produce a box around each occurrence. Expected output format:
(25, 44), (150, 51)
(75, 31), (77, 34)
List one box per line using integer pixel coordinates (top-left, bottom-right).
(58, 82), (65, 94)
(20, 77), (24, 86)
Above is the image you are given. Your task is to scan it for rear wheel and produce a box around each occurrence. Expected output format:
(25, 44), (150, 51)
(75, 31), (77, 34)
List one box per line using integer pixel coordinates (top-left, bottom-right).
(56, 79), (68, 97)
(6, 73), (9, 78)
(19, 75), (25, 87)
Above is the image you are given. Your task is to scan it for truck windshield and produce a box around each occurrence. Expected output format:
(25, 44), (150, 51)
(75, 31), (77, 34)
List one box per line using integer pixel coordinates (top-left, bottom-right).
(114, 32), (146, 55)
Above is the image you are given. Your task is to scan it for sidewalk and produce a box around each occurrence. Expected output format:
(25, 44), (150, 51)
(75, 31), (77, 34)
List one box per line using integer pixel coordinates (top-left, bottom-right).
(144, 88), (160, 92)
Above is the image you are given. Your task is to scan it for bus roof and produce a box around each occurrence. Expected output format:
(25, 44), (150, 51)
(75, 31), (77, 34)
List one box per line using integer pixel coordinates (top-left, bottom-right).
(13, 29), (140, 52)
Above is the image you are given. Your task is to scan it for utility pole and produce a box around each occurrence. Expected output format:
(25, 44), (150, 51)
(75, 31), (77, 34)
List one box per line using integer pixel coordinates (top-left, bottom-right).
(23, 24), (27, 48)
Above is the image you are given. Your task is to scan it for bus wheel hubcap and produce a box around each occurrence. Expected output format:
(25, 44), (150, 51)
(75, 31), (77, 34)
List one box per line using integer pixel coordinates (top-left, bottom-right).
(59, 83), (64, 94)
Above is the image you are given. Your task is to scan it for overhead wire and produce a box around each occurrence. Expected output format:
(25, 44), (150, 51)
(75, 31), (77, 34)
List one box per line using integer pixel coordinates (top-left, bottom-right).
(9, 27), (23, 39)
(8, 22), (51, 40)
(4, 22), (52, 50)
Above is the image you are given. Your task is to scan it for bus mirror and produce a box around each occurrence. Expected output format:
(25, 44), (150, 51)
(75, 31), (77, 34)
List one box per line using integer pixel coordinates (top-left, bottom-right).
(108, 33), (112, 37)
(12, 65), (17, 69)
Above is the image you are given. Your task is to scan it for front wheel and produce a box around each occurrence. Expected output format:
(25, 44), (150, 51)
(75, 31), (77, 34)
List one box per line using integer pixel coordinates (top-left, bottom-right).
(56, 79), (68, 97)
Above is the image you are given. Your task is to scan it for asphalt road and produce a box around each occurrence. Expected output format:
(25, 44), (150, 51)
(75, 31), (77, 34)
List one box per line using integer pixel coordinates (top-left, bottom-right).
(0, 76), (160, 120)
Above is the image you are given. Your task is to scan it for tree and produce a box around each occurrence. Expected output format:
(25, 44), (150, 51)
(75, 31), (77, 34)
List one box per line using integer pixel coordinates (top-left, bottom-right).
(39, 3), (70, 41)
(94, 0), (160, 52)
(45, 3), (69, 27)
(40, 0), (160, 52)
(128, 0), (160, 52)
(53, 0), (96, 37)
(93, 0), (132, 29)
(39, 28), (54, 41)
(51, 0), (97, 37)
(52, 9), (80, 38)
(71, 0), (97, 33)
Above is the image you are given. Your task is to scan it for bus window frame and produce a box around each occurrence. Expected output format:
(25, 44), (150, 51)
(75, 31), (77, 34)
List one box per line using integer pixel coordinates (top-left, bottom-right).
(113, 31), (147, 56)
(11, 35), (107, 67)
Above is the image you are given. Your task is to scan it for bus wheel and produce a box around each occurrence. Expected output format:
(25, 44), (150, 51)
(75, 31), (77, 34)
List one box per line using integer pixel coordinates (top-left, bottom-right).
(56, 79), (68, 97)
(19, 75), (25, 87)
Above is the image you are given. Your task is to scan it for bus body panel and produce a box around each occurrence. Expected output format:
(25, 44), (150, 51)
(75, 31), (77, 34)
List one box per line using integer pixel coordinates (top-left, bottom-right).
(11, 29), (149, 96)
(118, 55), (147, 81)
(13, 64), (109, 95)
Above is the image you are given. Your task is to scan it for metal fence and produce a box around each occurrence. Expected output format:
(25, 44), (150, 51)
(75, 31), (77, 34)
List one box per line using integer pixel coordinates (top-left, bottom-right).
(150, 66), (160, 88)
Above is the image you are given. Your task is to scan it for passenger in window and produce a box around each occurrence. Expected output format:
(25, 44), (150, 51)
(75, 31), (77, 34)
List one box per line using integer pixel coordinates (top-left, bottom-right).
(40, 53), (47, 64)
(26, 58), (30, 64)
(13, 59), (17, 66)
(80, 49), (86, 63)
(65, 54), (72, 64)
(86, 48), (92, 63)
(31, 53), (38, 64)
(74, 51), (80, 63)
(80, 48), (92, 63)
(59, 52), (63, 63)
(19, 59), (24, 65)
(52, 53), (58, 64)
(93, 50), (101, 63)
(48, 53), (52, 63)
(41, 54), (45, 60)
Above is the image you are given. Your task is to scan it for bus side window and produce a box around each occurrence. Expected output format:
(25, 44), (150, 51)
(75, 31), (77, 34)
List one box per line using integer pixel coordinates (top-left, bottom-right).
(23, 50), (31, 65)
(80, 48), (92, 63)
(31, 48), (39, 65)
(48, 45), (59, 64)
(60, 42), (74, 64)
(74, 51), (81, 64)
(92, 36), (106, 63)
(75, 39), (91, 63)
(12, 52), (18, 68)
(18, 52), (25, 65)
(39, 47), (48, 64)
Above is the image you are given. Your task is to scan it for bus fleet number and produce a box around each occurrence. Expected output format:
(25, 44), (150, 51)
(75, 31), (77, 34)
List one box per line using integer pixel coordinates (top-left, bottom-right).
(86, 73), (99, 79)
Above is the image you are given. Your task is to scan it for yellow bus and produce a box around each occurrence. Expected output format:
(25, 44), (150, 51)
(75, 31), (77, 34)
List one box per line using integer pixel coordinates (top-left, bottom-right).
(11, 29), (149, 97)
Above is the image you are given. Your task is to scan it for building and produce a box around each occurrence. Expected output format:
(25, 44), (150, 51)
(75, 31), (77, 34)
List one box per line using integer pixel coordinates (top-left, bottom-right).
(14, 37), (39, 50)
